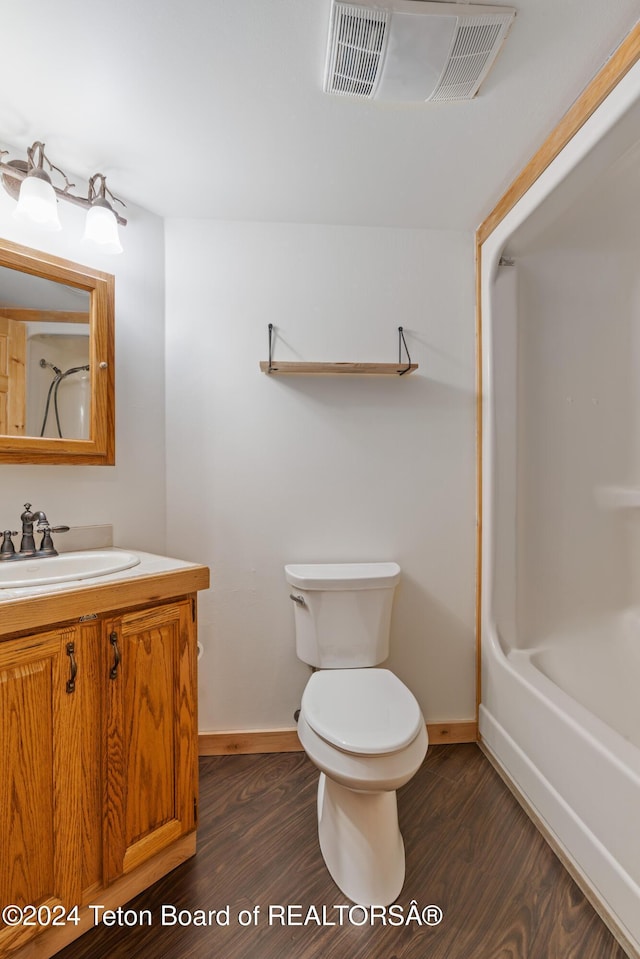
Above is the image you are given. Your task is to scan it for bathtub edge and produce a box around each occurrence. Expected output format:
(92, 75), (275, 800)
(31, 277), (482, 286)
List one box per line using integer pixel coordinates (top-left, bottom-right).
(479, 707), (640, 959)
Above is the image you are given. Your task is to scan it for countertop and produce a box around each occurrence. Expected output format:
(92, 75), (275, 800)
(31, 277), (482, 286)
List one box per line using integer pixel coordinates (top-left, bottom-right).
(0, 548), (210, 639)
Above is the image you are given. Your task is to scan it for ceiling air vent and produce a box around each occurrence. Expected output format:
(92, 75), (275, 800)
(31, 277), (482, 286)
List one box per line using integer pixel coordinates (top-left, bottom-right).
(323, 0), (515, 103)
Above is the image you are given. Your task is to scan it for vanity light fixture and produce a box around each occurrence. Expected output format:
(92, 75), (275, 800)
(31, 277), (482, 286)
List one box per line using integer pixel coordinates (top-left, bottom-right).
(12, 142), (61, 232)
(82, 174), (124, 255)
(0, 141), (126, 253)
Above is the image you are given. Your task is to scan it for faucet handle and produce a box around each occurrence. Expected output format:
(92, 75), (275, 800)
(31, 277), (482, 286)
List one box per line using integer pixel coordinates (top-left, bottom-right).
(0, 530), (18, 557)
(38, 525), (69, 555)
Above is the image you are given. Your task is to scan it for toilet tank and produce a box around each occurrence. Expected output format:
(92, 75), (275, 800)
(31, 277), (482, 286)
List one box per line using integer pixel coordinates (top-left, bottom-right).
(284, 562), (401, 668)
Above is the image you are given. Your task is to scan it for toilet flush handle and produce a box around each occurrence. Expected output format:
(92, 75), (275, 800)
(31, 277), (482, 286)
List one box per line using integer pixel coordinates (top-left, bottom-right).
(289, 593), (306, 606)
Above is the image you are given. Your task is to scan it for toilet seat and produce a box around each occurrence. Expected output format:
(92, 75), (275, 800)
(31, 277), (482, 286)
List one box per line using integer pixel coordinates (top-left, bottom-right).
(297, 710), (428, 793)
(301, 668), (423, 756)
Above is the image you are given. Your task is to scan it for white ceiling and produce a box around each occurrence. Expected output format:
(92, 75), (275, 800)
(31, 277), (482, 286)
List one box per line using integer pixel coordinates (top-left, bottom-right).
(1, 0), (639, 232)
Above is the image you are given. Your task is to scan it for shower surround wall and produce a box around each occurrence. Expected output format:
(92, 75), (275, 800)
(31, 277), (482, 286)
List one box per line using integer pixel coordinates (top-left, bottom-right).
(480, 54), (640, 954)
(165, 220), (477, 733)
(483, 242), (640, 954)
(515, 248), (634, 645)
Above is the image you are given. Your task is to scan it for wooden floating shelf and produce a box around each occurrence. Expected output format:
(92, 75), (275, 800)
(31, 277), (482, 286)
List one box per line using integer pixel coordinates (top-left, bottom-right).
(259, 361), (418, 376)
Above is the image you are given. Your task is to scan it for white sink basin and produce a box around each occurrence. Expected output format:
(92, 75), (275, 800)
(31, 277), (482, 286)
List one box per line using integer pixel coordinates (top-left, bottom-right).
(0, 549), (140, 589)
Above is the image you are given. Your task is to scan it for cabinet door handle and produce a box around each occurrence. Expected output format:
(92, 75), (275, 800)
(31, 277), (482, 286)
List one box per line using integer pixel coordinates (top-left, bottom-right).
(66, 641), (77, 694)
(109, 631), (121, 680)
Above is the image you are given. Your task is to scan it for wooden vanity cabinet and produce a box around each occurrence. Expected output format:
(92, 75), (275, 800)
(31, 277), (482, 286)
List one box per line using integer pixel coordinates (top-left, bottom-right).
(103, 600), (198, 883)
(0, 623), (98, 957)
(0, 574), (205, 959)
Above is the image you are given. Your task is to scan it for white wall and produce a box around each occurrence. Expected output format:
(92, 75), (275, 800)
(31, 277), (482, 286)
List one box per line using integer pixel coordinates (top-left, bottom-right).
(0, 183), (166, 552)
(165, 220), (476, 731)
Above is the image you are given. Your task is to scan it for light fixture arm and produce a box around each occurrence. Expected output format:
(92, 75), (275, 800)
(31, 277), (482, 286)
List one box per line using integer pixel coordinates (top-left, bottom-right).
(88, 172), (123, 208)
(27, 141), (75, 195)
(0, 141), (127, 226)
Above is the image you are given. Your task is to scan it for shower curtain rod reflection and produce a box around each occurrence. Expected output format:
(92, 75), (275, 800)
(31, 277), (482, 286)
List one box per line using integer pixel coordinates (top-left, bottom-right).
(39, 357), (90, 438)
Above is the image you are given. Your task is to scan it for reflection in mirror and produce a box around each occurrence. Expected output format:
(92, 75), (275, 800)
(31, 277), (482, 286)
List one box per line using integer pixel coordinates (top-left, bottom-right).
(0, 266), (91, 439)
(0, 237), (114, 465)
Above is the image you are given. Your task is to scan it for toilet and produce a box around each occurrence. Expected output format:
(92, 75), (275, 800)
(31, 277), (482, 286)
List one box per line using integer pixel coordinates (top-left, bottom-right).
(285, 561), (428, 906)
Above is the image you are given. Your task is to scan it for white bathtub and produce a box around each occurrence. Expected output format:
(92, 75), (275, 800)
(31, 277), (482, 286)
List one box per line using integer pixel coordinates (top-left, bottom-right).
(526, 612), (640, 750)
(478, 53), (640, 957)
(480, 619), (640, 953)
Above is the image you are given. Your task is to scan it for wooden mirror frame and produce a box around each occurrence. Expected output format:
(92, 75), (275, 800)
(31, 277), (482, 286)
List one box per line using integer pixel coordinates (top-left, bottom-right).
(0, 237), (114, 465)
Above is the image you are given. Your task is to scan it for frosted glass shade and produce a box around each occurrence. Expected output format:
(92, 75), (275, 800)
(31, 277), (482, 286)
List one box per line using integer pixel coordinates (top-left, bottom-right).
(83, 203), (123, 255)
(13, 175), (61, 231)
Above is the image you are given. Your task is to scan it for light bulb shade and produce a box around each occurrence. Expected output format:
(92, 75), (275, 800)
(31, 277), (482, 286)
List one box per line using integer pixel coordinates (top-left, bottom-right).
(83, 202), (123, 254)
(13, 174), (62, 231)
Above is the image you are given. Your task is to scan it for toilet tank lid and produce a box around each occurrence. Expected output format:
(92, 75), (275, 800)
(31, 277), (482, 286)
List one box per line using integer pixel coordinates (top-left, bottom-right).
(285, 562), (401, 590)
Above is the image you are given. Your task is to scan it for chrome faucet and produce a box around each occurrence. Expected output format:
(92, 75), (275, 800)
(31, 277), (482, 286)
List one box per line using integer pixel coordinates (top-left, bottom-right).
(0, 504), (70, 561)
(20, 503), (49, 555)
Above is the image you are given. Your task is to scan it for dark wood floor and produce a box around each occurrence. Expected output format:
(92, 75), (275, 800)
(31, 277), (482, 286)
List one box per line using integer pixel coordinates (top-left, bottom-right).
(55, 745), (629, 959)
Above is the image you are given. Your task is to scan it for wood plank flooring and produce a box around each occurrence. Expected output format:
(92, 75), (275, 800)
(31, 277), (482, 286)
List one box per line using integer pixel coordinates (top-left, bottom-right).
(55, 745), (630, 959)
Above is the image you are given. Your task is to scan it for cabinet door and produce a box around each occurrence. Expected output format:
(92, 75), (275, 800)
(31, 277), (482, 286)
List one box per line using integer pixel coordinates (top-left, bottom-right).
(0, 627), (83, 953)
(103, 599), (198, 883)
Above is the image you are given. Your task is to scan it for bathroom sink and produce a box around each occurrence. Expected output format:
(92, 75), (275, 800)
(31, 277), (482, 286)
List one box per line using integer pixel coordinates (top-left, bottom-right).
(0, 549), (140, 589)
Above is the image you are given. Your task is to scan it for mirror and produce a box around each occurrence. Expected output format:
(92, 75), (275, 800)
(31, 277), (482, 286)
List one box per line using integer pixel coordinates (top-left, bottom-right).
(0, 238), (114, 464)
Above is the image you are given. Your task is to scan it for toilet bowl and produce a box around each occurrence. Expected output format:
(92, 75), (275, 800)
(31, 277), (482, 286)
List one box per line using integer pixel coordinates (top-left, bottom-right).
(299, 668), (427, 790)
(285, 563), (428, 906)
(297, 668), (428, 905)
